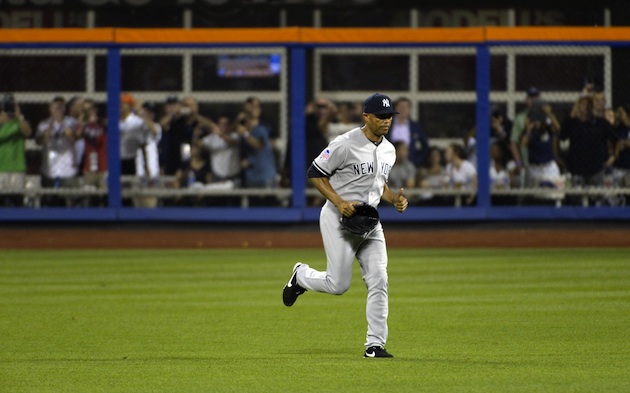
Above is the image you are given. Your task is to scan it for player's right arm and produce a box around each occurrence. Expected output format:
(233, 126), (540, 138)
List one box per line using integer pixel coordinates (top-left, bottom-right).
(309, 176), (355, 217)
(308, 139), (356, 217)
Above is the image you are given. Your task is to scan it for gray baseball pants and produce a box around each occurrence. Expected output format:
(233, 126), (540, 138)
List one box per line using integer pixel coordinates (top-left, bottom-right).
(295, 202), (389, 348)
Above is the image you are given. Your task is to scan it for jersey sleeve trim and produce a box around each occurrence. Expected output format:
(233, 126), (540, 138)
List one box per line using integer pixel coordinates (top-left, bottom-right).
(309, 161), (331, 178)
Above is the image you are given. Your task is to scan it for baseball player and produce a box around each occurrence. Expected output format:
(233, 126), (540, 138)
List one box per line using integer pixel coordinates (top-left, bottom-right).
(283, 93), (408, 358)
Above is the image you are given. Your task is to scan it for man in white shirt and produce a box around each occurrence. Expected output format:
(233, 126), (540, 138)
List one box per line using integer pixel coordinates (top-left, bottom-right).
(119, 93), (146, 176)
(136, 101), (162, 184)
(201, 115), (241, 185)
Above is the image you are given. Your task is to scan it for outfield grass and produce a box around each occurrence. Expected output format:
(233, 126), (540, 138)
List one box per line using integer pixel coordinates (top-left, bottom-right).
(1, 248), (629, 392)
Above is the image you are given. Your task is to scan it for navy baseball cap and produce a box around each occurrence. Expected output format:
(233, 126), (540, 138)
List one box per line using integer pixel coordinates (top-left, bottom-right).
(363, 93), (399, 115)
(526, 87), (541, 97)
(142, 100), (157, 112)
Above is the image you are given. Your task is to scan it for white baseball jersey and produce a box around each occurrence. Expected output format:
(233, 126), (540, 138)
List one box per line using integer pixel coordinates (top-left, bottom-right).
(119, 112), (146, 160)
(136, 123), (162, 179)
(311, 127), (396, 207)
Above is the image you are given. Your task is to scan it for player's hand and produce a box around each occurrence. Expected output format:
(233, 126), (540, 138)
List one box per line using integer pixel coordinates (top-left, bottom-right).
(393, 188), (408, 213)
(336, 200), (357, 217)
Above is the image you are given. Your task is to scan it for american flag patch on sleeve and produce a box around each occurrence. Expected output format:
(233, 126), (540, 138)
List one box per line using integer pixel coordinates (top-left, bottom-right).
(319, 148), (331, 161)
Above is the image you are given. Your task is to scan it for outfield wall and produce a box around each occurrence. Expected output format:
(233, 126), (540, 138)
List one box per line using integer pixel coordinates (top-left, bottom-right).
(1, 27), (630, 223)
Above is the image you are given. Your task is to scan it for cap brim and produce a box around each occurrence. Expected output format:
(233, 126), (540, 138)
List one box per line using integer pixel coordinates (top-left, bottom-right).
(370, 109), (399, 115)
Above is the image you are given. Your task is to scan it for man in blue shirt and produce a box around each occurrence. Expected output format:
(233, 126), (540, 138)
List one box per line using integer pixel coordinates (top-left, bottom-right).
(237, 112), (277, 188)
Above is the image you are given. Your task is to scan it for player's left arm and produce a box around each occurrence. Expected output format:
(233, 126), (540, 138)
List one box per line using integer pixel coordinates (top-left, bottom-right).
(383, 184), (408, 213)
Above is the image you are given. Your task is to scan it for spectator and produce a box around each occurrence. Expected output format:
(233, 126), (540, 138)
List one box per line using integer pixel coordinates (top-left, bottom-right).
(305, 97), (336, 169)
(592, 92), (606, 119)
(176, 143), (212, 189)
(0, 94), (32, 206)
(490, 141), (512, 190)
(510, 87), (541, 180)
(244, 96), (273, 134)
(136, 100), (162, 186)
(132, 100), (162, 208)
(184, 95), (217, 144)
(491, 107), (513, 161)
(389, 97), (430, 168)
(445, 143), (477, 205)
(560, 96), (618, 187)
(490, 141), (516, 205)
(388, 141), (417, 190)
(119, 93), (145, 177)
(419, 146), (447, 190)
(522, 99), (561, 188)
(81, 99), (108, 192)
(36, 96), (81, 206)
(67, 95), (86, 175)
(201, 114), (241, 186)
(613, 104), (630, 187)
(417, 146), (448, 205)
(605, 107), (616, 126)
(463, 126), (477, 168)
(175, 143), (212, 207)
(243, 96), (283, 175)
(67, 95), (85, 121)
(237, 111), (277, 188)
(159, 95), (189, 175)
(328, 101), (360, 142)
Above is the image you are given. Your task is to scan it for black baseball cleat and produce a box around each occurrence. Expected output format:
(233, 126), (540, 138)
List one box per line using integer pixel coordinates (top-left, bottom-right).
(283, 263), (307, 307)
(364, 346), (394, 358)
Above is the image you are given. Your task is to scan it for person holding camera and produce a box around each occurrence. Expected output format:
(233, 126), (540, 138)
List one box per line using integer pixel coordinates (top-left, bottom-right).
(237, 110), (277, 189)
(36, 96), (81, 206)
(0, 94), (32, 206)
(521, 99), (561, 188)
(201, 115), (242, 187)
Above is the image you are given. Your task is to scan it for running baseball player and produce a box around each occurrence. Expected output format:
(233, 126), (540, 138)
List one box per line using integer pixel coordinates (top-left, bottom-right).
(283, 93), (408, 358)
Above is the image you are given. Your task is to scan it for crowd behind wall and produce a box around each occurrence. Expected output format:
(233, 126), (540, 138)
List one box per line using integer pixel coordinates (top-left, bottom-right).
(1, 85), (629, 208)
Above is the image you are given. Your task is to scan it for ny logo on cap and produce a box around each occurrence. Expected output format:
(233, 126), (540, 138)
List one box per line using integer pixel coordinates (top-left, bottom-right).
(382, 98), (391, 108)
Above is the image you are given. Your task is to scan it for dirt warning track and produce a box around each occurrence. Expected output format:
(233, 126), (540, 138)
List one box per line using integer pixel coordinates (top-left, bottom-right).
(0, 223), (628, 249)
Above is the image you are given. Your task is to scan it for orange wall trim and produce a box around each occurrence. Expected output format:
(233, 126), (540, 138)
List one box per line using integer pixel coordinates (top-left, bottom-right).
(2, 27), (630, 45)
(115, 27), (301, 44)
(486, 27), (630, 42)
(0, 28), (114, 43)
(298, 27), (485, 44)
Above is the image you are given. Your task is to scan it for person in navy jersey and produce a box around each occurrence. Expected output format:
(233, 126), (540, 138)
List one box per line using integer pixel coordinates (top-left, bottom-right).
(522, 99), (561, 187)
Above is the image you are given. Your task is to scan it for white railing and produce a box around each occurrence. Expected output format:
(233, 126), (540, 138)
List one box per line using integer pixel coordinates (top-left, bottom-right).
(2, 175), (628, 208)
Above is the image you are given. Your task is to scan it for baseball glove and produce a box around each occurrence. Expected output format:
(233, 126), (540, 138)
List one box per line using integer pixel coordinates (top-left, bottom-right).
(340, 203), (379, 235)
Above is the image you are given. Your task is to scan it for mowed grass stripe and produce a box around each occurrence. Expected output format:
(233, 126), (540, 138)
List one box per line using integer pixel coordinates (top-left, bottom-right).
(1, 248), (629, 393)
